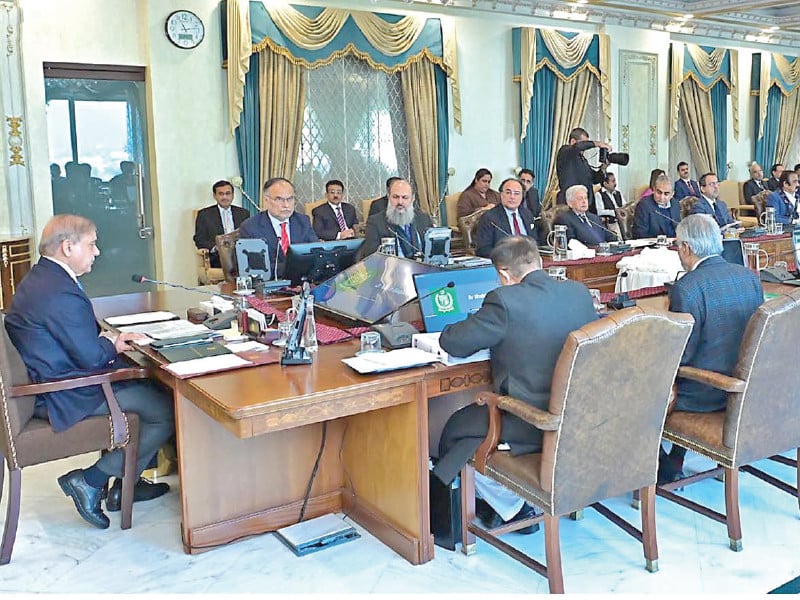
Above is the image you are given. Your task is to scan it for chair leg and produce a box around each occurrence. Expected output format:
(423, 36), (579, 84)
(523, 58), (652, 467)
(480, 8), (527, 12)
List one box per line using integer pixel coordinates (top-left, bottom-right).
(796, 448), (800, 512)
(640, 485), (658, 572)
(0, 468), (21, 565)
(724, 468), (742, 551)
(119, 442), (137, 530)
(568, 509), (584, 520)
(631, 488), (640, 510)
(544, 514), (564, 594)
(460, 465), (476, 555)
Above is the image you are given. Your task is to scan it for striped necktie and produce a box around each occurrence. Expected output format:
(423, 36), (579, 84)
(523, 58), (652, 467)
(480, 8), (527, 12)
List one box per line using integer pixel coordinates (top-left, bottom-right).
(335, 206), (347, 231)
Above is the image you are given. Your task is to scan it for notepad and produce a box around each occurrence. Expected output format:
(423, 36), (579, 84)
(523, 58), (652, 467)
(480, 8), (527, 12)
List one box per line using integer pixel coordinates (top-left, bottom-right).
(341, 347), (439, 374)
(105, 311), (178, 326)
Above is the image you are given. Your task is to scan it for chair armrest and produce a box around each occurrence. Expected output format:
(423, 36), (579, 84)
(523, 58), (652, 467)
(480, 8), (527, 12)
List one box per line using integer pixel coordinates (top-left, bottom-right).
(677, 366), (745, 393)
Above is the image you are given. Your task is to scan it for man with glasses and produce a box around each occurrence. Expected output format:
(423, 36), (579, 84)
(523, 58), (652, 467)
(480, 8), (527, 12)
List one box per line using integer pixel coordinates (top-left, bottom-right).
(687, 173), (735, 227)
(474, 178), (540, 258)
(239, 177), (318, 278)
(312, 179), (357, 241)
(632, 174), (682, 238)
(518, 168), (542, 219)
(554, 184), (617, 246)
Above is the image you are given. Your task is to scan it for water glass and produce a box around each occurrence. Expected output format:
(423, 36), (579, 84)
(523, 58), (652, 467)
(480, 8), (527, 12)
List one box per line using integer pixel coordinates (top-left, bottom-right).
(357, 331), (383, 355)
(597, 242), (611, 256)
(273, 320), (293, 347)
(547, 266), (567, 281)
(656, 235), (668, 246)
(775, 223), (784, 235)
(589, 288), (604, 311)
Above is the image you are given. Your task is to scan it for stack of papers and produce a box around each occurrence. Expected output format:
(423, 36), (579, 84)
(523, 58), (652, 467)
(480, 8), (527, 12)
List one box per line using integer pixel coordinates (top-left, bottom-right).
(412, 332), (490, 366)
(105, 311), (177, 326)
(341, 347), (439, 374)
(119, 319), (211, 341)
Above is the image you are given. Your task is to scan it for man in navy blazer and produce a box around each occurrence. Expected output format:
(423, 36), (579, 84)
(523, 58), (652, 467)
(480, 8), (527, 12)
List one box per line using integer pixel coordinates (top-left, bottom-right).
(311, 179), (358, 241)
(193, 180), (250, 267)
(632, 173), (682, 238)
(5, 215), (174, 529)
(554, 185), (617, 246)
(687, 172), (735, 228)
(474, 178), (540, 257)
(765, 170), (799, 225)
(658, 214), (763, 483)
(239, 177), (319, 278)
(673, 161), (701, 201)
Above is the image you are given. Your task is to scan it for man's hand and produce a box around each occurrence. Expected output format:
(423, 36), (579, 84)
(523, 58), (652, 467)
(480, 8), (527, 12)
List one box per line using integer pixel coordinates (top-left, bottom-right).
(338, 228), (356, 239)
(102, 331), (148, 353)
(595, 141), (612, 151)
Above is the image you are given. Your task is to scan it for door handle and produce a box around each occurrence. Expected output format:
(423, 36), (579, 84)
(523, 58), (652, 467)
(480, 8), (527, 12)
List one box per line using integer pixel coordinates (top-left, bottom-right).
(134, 163), (153, 239)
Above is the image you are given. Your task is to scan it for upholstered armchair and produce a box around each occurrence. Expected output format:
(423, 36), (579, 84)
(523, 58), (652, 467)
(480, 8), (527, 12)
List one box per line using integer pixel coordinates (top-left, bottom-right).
(215, 230), (240, 284)
(458, 206), (492, 256)
(614, 200), (639, 241)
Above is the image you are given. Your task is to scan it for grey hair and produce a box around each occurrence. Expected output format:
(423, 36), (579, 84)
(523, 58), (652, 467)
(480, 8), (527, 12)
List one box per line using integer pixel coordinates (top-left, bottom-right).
(564, 184), (586, 204)
(490, 236), (542, 278)
(38, 214), (96, 256)
(675, 214), (722, 258)
(655, 174), (672, 188)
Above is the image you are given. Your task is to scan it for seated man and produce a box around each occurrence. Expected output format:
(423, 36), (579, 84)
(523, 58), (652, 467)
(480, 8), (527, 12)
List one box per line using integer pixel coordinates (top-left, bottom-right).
(742, 162), (767, 204)
(362, 178), (432, 257)
(767, 163), (784, 191)
(632, 173), (681, 238)
(518, 168), (542, 219)
(474, 178), (538, 258)
(432, 236), (597, 529)
(594, 171), (625, 224)
(659, 214), (763, 483)
(673, 161), (701, 200)
(238, 177), (318, 278)
(554, 184), (617, 246)
(193, 180), (250, 267)
(687, 172), (735, 228)
(312, 179), (357, 241)
(5, 215), (175, 529)
(367, 176), (401, 218)
(765, 170), (799, 226)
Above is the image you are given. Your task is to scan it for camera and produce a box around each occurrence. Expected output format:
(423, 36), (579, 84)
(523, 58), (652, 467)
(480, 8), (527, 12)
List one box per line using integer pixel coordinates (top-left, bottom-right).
(599, 148), (630, 166)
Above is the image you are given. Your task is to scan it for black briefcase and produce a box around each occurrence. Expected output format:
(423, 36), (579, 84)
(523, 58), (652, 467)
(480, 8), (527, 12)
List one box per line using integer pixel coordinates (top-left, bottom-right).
(429, 471), (462, 551)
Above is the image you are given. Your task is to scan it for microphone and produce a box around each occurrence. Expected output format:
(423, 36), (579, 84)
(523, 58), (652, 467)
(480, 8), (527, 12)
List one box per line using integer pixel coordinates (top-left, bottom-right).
(230, 176), (260, 213)
(654, 208), (681, 226)
(578, 212), (622, 242)
(131, 274), (236, 301)
(389, 223), (424, 259)
(371, 281), (456, 349)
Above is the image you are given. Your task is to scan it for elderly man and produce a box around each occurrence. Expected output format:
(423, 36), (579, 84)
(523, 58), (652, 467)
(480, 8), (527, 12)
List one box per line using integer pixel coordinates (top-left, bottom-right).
(432, 236), (597, 529)
(632, 173), (681, 238)
(554, 184), (617, 246)
(742, 163), (767, 204)
(658, 214), (763, 483)
(474, 178), (538, 258)
(311, 179), (357, 241)
(687, 172), (735, 227)
(5, 215), (174, 528)
(193, 180), (250, 267)
(362, 178), (432, 257)
(555, 127), (610, 205)
(765, 170), (800, 226)
(767, 163), (784, 191)
(238, 177), (318, 277)
(673, 161), (701, 200)
(518, 168), (542, 219)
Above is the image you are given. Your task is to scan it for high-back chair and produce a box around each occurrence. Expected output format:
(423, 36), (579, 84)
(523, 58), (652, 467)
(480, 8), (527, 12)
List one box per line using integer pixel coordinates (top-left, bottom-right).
(538, 205), (569, 245)
(458, 206), (492, 256)
(660, 289), (800, 552)
(193, 209), (224, 285)
(750, 189), (769, 222)
(459, 307), (693, 593)
(215, 230), (240, 283)
(615, 200), (639, 241)
(0, 314), (142, 565)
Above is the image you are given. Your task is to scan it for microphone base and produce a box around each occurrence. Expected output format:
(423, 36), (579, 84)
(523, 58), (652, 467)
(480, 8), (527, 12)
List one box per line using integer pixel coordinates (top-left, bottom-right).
(281, 345), (313, 365)
(371, 321), (419, 349)
(255, 279), (292, 293)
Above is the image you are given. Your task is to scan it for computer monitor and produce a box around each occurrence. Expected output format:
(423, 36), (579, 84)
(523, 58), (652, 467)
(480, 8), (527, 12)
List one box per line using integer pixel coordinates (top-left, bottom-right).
(793, 229), (800, 272)
(312, 253), (443, 325)
(282, 239), (364, 285)
(422, 227), (452, 266)
(721, 238), (745, 267)
(413, 265), (500, 332)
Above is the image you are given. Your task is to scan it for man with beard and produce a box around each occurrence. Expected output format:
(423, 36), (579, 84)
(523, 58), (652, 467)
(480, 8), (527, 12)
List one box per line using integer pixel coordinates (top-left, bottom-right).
(361, 179), (432, 257)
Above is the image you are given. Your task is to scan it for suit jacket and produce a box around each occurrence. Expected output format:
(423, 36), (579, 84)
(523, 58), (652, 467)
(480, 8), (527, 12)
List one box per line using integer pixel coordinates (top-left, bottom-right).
(368, 195), (388, 218)
(766, 176), (781, 192)
(525, 187), (542, 219)
(474, 203), (539, 258)
(743, 178), (766, 204)
(238, 211), (318, 277)
(193, 204), (249, 250)
(432, 270), (597, 483)
(312, 202), (358, 241)
(632, 197), (682, 238)
(457, 187), (501, 218)
(4, 259), (124, 432)
(554, 209), (616, 246)
(555, 141), (604, 205)
(668, 255), (763, 412)
(688, 196), (735, 227)
(362, 209), (432, 257)
(766, 190), (798, 225)
(674, 178), (701, 201)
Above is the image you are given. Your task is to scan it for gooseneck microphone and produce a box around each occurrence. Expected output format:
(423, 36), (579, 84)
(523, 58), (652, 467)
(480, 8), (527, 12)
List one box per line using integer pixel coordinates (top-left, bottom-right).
(131, 274), (236, 302)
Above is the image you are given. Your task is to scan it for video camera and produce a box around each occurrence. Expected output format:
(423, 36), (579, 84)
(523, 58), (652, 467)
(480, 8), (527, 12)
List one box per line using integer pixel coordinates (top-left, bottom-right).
(599, 148), (630, 166)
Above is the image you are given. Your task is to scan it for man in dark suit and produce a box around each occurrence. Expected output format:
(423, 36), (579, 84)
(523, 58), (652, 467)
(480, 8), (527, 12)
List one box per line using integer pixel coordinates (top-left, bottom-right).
(474, 178), (539, 257)
(555, 127), (610, 205)
(518, 168), (541, 219)
(765, 170), (799, 225)
(432, 236), (597, 527)
(658, 214), (763, 483)
(687, 172), (735, 227)
(311, 179), (358, 241)
(554, 185), (617, 246)
(239, 177), (318, 278)
(742, 162), (767, 204)
(362, 179), (431, 257)
(632, 173), (682, 238)
(367, 176), (401, 218)
(5, 215), (174, 529)
(673, 161), (702, 201)
(766, 163), (784, 191)
(594, 171), (625, 224)
(193, 180), (250, 267)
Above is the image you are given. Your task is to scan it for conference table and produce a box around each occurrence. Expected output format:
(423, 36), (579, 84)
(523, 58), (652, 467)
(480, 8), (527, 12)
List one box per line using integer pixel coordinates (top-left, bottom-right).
(92, 290), (491, 564)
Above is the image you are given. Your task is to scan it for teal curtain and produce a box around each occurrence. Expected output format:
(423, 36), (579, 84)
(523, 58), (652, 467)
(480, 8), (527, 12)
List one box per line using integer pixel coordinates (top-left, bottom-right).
(523, 69), (557, 196)
(710, 81), (728, 179)
(754, 85), (782, 171)
(234, 52), (261, 216)
(435, 65), (450, 223)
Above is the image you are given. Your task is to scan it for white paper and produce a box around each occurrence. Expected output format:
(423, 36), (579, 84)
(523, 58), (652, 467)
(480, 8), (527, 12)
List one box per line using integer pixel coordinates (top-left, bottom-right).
(412, 332), (490, 366)
(224, 341), (271, 353)
(342, 347), (439, 374)
(164, 353), (251, 377)
(118, 319), (211, 340)
(105, 311), (177, 326)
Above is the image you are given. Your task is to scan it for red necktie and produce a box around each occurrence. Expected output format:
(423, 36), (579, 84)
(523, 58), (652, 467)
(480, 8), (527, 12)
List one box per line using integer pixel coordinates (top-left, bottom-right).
(280, 221), (289, 254)
(512, 212), (522, 235)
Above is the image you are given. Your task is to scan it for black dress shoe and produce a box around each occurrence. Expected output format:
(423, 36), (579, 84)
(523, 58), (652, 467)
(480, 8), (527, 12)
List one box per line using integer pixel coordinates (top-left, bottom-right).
(475, 498), (503, 529)
(106, 477), (170, 512)
(57, 469), (110, 529)
(509, 502), (540, 535)
(657, 453), (685, 486)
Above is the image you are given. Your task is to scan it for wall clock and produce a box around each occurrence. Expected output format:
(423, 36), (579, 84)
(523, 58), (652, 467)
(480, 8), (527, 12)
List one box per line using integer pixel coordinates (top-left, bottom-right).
(165, 10), (205, 49)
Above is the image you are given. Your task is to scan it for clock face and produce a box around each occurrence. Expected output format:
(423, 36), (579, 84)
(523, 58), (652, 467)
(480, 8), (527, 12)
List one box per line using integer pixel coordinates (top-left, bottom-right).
(165, 10), (205, 49)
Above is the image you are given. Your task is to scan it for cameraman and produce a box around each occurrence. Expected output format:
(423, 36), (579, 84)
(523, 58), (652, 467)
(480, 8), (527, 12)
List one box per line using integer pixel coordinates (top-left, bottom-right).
(555, 127), (611, 207)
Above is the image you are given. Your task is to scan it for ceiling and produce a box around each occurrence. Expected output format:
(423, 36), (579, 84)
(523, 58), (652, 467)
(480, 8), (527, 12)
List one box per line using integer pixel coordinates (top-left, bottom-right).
(389, 0), (800, 46)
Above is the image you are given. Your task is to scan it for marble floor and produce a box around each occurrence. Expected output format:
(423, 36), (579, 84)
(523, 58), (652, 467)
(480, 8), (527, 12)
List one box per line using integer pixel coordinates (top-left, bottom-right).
(1, 451), (799, 594)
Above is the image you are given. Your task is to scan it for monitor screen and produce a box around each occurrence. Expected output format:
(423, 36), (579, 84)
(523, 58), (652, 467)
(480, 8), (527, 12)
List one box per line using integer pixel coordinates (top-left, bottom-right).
(721, 238), (745, 267)
(283, 239), (364, 285)
(312, 253), (442, 325)
(413, 265), (500, 333)
(793, 229), (800, 272)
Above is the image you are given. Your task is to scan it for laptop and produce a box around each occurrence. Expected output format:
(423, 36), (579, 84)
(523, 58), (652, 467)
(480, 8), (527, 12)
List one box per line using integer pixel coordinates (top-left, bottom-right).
(412, 266), (500, 333)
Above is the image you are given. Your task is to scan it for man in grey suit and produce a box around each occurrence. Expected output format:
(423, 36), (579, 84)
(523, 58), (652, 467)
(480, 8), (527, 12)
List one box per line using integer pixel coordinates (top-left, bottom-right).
(432, 236), (597, 529)
(362, 179), (431, 257)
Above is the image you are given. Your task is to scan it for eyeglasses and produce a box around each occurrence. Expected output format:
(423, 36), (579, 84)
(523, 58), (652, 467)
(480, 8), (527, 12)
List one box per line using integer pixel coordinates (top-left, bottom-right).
(502, 189), (522, 197)
(266, 195), (295, 204)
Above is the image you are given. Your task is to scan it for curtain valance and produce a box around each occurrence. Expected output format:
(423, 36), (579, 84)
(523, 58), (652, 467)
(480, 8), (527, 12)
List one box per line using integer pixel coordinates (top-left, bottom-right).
(512, 28), (610, 141)
(222, 0), (461, 135)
